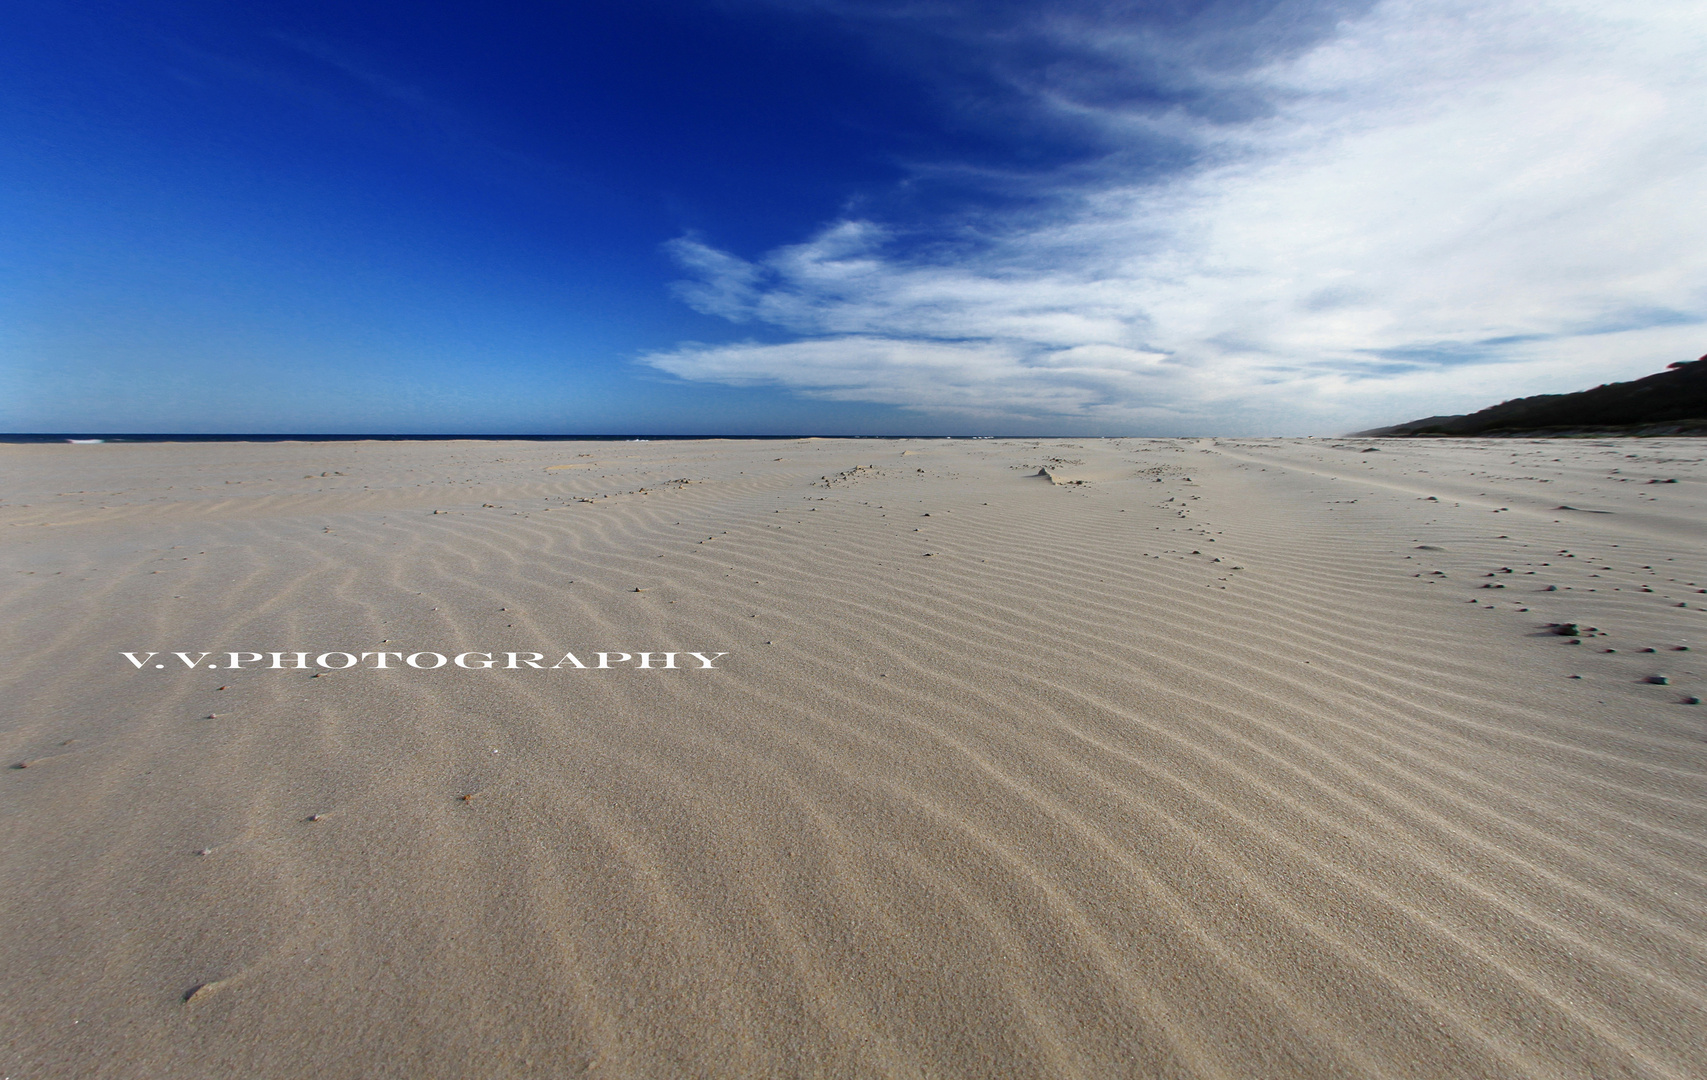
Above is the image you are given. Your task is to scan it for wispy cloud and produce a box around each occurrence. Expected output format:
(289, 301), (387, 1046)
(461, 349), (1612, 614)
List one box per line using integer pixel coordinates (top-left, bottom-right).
(644, 0), (1707, 433)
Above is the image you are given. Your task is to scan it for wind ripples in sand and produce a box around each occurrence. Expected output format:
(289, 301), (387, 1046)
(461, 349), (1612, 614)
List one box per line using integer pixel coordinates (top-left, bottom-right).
(2, 438), (1703, 1078)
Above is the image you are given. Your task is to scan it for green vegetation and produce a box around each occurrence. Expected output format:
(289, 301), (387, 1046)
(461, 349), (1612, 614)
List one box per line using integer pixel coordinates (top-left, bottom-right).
(1358, 357), (1707, 436)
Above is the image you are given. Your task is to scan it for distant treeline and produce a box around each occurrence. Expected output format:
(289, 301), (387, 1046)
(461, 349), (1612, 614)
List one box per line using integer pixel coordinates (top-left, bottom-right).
(1357, 356), (1707, 437)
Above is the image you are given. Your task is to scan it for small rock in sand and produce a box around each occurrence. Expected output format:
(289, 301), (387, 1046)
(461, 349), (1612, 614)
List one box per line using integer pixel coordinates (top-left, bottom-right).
(183, 981), (224, 1003)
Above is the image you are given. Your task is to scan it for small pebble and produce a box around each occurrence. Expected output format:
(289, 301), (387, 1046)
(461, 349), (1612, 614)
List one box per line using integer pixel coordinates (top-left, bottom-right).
(183, 981), (223, 1003)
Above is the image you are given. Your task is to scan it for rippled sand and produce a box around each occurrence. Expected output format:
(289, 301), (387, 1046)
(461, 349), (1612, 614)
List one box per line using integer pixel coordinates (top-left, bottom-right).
(3, 436), (1704, 1078)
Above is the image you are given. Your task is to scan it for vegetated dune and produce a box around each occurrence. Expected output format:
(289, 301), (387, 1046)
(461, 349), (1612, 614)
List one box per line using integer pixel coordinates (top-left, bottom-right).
(1357, 356), (1707, 437)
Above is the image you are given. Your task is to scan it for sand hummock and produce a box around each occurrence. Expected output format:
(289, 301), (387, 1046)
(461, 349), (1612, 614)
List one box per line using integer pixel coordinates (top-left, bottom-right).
(2, 436), (1704, 1077)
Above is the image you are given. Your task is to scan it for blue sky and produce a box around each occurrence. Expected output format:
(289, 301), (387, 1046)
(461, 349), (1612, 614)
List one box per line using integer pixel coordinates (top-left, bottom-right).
(4, 0), (1705, 435)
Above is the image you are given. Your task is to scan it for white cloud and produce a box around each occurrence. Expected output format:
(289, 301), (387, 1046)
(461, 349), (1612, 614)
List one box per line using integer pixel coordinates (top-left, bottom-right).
(643, 0), (1707, 433)
(645, 336), (1185, 422)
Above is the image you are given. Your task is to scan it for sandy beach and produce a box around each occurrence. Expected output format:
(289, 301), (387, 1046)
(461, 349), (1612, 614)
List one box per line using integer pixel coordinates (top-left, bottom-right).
(2, 435), (1703, 1078)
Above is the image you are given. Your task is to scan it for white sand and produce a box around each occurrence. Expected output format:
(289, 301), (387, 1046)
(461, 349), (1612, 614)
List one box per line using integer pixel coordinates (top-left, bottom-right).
(2, 436), (1703, 1078)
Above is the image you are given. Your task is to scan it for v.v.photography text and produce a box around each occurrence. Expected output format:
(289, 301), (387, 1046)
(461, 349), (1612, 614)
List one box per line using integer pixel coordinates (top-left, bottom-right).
(121, 650), (730, 671)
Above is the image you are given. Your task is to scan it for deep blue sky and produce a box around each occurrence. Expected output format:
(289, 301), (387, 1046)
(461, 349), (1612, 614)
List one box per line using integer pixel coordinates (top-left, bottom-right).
(5, 0), (1704, 434)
